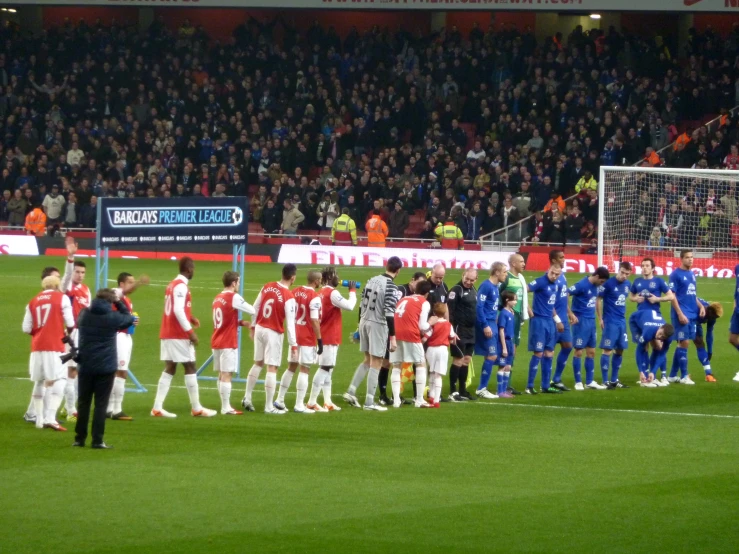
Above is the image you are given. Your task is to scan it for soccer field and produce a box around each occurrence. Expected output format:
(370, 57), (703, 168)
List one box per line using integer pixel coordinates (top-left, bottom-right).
(1, 255), (738, 554)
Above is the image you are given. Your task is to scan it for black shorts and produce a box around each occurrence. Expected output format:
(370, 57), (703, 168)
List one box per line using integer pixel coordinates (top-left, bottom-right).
(451, 340), (475, 358)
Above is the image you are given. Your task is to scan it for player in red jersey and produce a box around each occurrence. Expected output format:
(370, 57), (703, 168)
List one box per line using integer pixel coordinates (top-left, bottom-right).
(107, 271), (149, 421)
(59, 238), (91, 424)
(242, 264), (298, 414)
(23, 266), (63, 425)
(152, 257), (217, 418)
(424, 302), (457, 408)
(306, 266), (358, 412)
(390, 279), (437, 408)
(274, 270), (323, 414)
(22, 275), (75, 431)
(211, 271), (255, 415)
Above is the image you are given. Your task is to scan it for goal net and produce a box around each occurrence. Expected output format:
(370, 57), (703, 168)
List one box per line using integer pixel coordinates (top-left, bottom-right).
(598, 166), (739, 274)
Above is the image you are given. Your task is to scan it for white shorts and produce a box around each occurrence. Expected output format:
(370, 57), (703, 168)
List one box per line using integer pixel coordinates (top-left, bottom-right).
(254, 325), (284, 367)
(213, 348), (237, 373)
(289, 345), (317, 366)
(318, 344), (338, 367)
(160, 339), (196, 363)
(389, 341), (425, 365)
(117, 333), (133, 372)
(426, 345), (449, 376)
(29, 351), (65, 382)
(65, 329), (79, 368)
(359, 319), (388, 359)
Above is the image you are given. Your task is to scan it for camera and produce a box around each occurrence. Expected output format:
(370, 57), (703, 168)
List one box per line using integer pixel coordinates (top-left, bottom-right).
(60, 335), (79, 365)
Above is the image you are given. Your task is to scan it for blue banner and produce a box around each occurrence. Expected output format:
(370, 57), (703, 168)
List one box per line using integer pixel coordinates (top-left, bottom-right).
(98, 197), (248, 246)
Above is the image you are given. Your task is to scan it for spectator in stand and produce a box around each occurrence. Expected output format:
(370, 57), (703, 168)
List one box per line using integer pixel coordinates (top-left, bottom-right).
(63, 192), (79, 229)
(79, 196), (97, 229)
(261, 198), (282, 234)
(565, 205), (585, 244)
(541, 210), (565, 246)
(281, 198), (304, 236)
(388, 202), (409, 239)
(8, 189), (28, 227)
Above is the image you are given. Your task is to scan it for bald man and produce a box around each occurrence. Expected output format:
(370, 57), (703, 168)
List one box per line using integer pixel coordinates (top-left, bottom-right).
(447, 268), (478, 400)
(497, 253), (529, 395)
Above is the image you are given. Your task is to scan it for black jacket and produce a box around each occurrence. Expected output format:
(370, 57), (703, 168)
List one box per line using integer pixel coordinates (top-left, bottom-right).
(447, 281), (477, 336)
(77, 299), (135, 375)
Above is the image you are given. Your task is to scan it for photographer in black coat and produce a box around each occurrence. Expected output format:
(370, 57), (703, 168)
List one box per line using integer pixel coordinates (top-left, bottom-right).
(73, 289), (136, 449)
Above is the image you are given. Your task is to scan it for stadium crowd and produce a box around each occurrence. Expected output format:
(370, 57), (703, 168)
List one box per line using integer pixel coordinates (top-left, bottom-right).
(2, 17), (739, 246)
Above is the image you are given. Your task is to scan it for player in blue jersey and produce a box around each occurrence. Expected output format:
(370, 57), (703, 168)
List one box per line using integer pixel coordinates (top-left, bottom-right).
(549, 250), (574, 392)
(628, 258), (675, 385)
(668, 250), (707, 384)
(526, 264), (565, 394)
(475, 262), (508, 399)
(597, 261), (633, 389)
(695, 298), (723, 375)
(496, 291), (517, 398)
(629, 309), (674, 387)
(564, 267), (610, 391)
(731, 264), (739, 382)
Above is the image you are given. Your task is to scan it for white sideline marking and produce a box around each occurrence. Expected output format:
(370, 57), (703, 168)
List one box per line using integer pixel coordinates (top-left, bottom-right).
(4, 377), (737, 419)
(472, 401), (739, 420)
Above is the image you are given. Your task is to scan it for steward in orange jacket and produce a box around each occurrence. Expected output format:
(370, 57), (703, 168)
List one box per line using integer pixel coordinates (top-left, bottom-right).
(25, 206), (47, 236)
(365, 210), (389, 248)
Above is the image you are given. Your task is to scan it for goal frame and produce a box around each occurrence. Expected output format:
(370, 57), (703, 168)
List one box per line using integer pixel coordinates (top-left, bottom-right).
(597, 165), (739, 268)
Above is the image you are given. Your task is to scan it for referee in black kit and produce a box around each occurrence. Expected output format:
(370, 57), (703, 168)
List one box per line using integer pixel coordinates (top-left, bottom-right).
(447, 268), (478, 401)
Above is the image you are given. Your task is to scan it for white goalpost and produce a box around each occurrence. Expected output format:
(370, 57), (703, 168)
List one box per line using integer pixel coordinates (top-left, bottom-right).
(598, 166), (739, 272)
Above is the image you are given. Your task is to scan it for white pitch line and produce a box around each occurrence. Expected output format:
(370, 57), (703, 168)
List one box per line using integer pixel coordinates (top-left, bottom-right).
(472, 401), (739, 420)
(4, 376), (736, 420)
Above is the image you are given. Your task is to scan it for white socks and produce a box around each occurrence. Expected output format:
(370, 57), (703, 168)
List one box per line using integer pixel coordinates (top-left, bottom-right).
(415, 366), (427, 402)
(295, 372), (309, 409)
(184, 374), (202, 411)
(45, 379), (65, 425)
(153, 371), (173, 411)
(348, 363), (369, 395)
(430, 372), (442, 401)
(64, 376), (77, 414)
(33, 382), (45, 428)
(244, 364), (262, 403)
(219, 380), (232, 412)
(108, 377), (126, 414)
(277, 370), (295, 403)
(264, 372), (277, 410)
(322, 368), (334, 404)
(391, 367), (402, 404)
(308, 369), (327, 405)
(365, 367), (379, 407)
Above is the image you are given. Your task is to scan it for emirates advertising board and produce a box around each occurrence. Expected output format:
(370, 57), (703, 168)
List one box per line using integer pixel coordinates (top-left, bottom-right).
(8, 0), (739, 11)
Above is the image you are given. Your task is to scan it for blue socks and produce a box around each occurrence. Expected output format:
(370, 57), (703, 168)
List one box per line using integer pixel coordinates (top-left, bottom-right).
(600, 354), (610, 383)
(585, 357), (595, 384)
(554, 347), (572, 382)
(528, 356), (540, 389)
(672, 347), (688, 378)
(496, 371), (505, 395)
(611, 354), (623, 383)
(573, 356), (582, 384)
(503, 371), (510, 391)
(696, 347), (712, 375)
(479, 358), (495, 391)
(541, 356), (553, 389)
(636, 348), (649, 378)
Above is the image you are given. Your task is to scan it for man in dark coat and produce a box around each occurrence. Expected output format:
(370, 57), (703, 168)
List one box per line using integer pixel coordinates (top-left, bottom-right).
(73, 289), (136, 449)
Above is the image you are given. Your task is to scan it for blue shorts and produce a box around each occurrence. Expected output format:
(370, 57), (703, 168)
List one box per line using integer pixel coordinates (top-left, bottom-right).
(628, 312), (642, 344)
(474, 324), (497, 357)
(555, 321), (573, 345)
(572, 318), (597, 349)
(497, 338), (514, 366)
(528, 316), (556, 353)
(671, 315), (697, 342)
(730, 312), (739, 335)
(599, 321), (628, 351)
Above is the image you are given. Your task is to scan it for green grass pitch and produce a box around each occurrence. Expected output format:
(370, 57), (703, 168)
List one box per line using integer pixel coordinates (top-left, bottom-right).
(1, 255), (738, 554)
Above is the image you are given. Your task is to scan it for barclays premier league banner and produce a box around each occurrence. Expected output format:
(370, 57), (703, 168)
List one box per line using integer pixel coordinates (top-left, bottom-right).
(98, 197), (248, 245)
